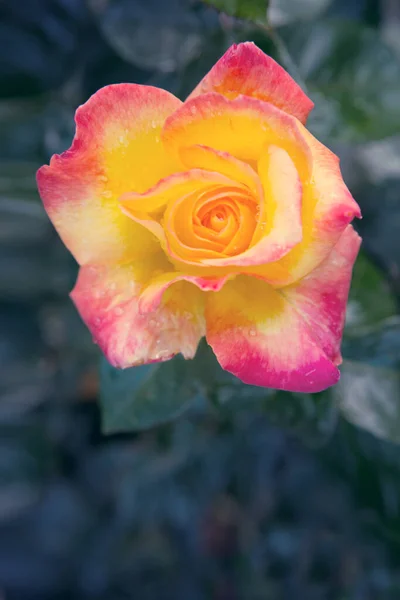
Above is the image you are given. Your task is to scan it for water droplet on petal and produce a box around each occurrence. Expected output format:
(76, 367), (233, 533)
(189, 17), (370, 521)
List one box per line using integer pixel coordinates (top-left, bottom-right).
(249, 327), (257, 337)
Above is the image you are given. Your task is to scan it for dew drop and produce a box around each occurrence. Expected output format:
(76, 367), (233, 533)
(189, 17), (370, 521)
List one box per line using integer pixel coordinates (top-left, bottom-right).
(99, 175), (108, 183)
(249, 327), (257, 337)
(94, 317), (101, 325)
(102, 191), (112, 199)
(151, 120), (158, 129)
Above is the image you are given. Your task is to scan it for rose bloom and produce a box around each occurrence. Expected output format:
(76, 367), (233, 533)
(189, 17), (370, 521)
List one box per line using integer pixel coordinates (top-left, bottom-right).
(37, 43), (361, 393)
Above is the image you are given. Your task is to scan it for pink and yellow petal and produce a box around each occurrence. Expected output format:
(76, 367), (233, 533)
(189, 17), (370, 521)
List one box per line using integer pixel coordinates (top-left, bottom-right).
(252, 128), (361, 285)
(281, 225), (361, 365)
(162, 93), (312, 180)
(188, 42), (314, 124)
(205, 276), (340, 393)
(37, 84), (183, 266)
(71, 258), (206, 369)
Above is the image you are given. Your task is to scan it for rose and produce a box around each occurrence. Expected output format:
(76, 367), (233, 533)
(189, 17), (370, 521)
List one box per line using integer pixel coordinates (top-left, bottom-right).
(37, 42), (361, 393)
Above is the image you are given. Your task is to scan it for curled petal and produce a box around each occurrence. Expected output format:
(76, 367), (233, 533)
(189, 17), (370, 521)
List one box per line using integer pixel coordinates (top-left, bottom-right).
(252, 127), (361, 285)
(179, 145), (263, 199)
(71, 260), (206, 369)
(119, 169), (236, 215)
(139, 272), (231, 314)
(188, 42), (314, 124)
(37, 84), (182, 265)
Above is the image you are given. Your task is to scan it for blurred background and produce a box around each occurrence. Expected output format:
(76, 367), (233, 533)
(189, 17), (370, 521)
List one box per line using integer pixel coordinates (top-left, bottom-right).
(1, 0), (400, 598)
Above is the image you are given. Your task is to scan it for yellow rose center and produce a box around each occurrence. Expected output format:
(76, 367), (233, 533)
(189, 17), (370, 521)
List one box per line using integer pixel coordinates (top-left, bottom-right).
(165, 184), (258, 260)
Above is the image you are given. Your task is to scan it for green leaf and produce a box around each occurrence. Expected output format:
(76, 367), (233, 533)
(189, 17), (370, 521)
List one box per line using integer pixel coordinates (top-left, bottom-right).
(345, 251), (398, 333)
(203, 0), (268, 22)
(280, 20), (400, 142)
(336, 320), (400, 443)
(100, 354), (205, 433)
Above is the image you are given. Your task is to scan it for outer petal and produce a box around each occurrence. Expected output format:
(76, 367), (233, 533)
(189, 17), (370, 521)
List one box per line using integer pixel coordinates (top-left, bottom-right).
(205, 277), (340, 394)
(187, 42), (314, 124)
(37, 84), (183, 266)
(280, 225), (361, 365)
(71, 259), (205, 368)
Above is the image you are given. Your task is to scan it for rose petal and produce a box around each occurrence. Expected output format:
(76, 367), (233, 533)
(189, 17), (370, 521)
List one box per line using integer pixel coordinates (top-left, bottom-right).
(280, 225), (361, 365)
(119, 169), (237, 215)
(188, 42), (314, 124)
(71, 259), (205, 368)
(37, 84), (183, 265)
(179, 145), (263, 199)
(251, 127), (361, 285)
(206, 279), (339, 392)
